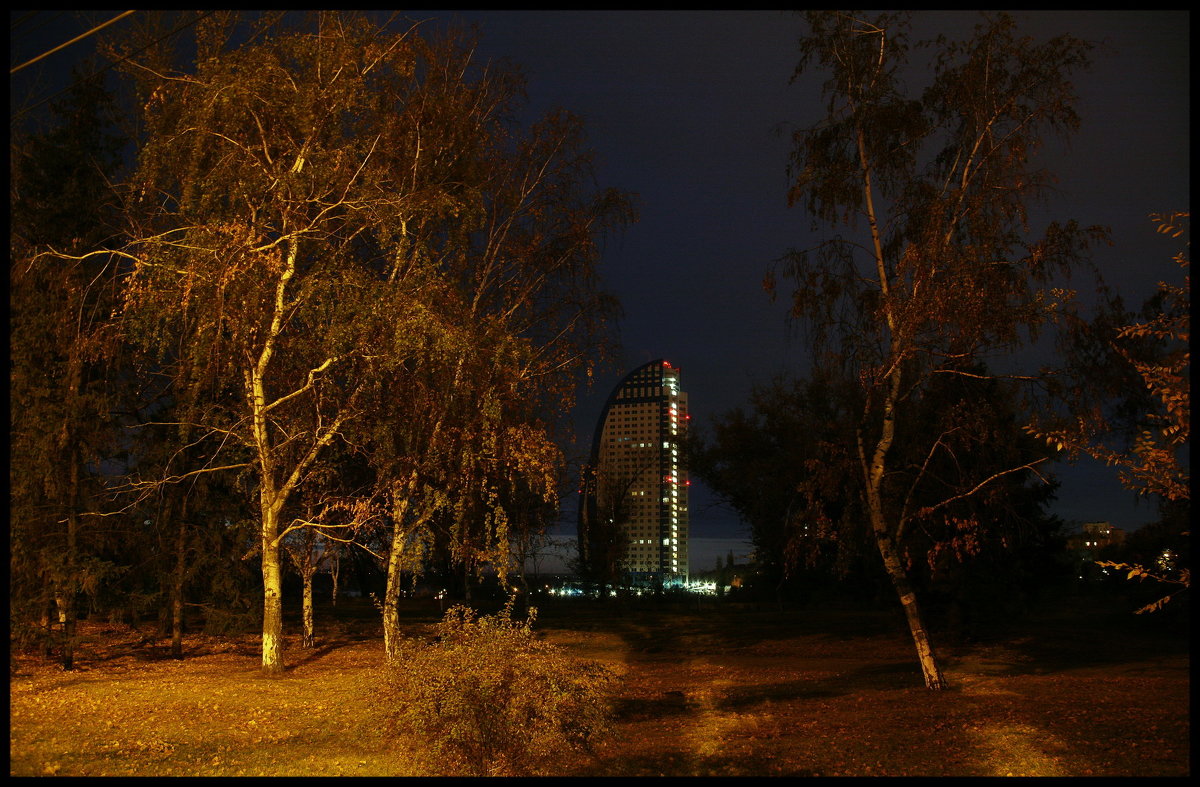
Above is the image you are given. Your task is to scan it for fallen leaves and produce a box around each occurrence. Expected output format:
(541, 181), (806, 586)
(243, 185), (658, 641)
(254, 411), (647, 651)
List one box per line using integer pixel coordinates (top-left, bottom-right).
(6, 608), (1191, 778)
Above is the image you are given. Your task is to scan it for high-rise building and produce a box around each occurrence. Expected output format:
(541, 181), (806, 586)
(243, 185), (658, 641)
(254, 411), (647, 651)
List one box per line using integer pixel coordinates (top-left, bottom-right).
(578, 359), (689, 585)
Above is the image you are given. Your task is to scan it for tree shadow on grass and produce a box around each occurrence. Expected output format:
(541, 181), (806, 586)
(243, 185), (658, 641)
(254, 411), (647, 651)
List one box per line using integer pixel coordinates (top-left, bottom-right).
(538, 602), (913, 665)
(573, 746), (820, 777)
(714, 680), (846, 712)
(716, 661), (924, 711)
(612, 661), (924, 725)
(285, 640), (347, 670)
(612, 682), (841, 725)
(939, 600), (1191, 677)
(612, 689), (694, 722)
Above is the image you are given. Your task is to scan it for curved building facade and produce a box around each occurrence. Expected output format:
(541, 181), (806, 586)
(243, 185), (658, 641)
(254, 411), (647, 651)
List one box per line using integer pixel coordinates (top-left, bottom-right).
(578, 359), (689, 585)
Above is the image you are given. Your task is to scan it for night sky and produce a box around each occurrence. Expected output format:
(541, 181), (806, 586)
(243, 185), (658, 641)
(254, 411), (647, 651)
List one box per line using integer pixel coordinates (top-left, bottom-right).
(408, 10), (1189, 540)
(11, 11), (1190, 542)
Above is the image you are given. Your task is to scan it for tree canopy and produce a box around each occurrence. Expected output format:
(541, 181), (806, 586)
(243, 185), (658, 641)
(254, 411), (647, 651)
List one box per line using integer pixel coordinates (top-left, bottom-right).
(11, 11), (632, 674)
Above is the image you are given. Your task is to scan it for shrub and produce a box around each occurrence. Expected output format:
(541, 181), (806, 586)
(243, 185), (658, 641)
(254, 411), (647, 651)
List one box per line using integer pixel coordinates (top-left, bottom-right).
(381, 597), (616, 776)
(200, 604), (258, 636)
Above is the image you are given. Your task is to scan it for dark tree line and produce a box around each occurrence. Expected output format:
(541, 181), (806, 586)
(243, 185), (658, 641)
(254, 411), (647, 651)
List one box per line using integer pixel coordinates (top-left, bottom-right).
(690, 368), (1070, 627)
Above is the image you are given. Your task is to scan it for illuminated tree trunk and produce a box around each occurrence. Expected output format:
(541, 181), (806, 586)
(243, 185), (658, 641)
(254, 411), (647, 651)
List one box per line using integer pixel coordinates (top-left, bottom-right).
(260, 500), (285, 675)
(330, 550), (340, 608)
(55, 587), (75, 671)
(382, 468), (442, 661)
(39, 601), (53, 660)
(855, 100), (947, 689)
(857, 350), (948, 689)
(283, 520), (319, 650)
(301, 570), (315, 649)
(859, 346), (947, 690)
(382, 525), (409, 662)
(382, 549), (405, 662)
(251, 239), (295, 675)
(867, 500), (947, 690)
(382, 475), (426, 662)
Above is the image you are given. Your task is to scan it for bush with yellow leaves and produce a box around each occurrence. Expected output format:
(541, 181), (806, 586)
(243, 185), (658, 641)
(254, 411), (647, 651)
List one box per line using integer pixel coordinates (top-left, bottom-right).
(381, 596), (616, 776)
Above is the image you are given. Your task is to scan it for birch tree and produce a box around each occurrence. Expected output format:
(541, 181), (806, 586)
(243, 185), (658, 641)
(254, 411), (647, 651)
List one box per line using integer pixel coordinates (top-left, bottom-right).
(777, 11), (1103, 688)
(110, 13), (491, 673)
(108, 12), (628, 672)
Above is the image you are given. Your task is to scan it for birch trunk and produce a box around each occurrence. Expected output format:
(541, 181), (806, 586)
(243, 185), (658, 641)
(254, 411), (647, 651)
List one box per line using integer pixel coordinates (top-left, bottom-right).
(855, 115), (947, 691)
(382, 466), (435, 661)
(330, 553), (340, 608)
(252, 238), (292, 675)
(869, 506), (947, 689)
(382, 534), (407, 662)
(859, 368), (948, 691)
(261, 501), (286, 674)
(39, 601), (53, 660)
(301, 568), (315, 649)
(54, 590), (74, 671)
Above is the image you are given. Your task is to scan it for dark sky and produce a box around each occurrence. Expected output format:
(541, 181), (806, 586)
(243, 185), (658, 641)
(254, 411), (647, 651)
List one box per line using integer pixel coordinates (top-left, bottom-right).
(406, 10), (1188, 540)
(11, 11), (1190, 540)
(417, 10), (1189, 540)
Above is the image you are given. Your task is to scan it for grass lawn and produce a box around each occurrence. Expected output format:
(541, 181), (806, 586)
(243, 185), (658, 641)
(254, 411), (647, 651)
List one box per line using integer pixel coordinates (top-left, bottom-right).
(9, 590), (1189, 777)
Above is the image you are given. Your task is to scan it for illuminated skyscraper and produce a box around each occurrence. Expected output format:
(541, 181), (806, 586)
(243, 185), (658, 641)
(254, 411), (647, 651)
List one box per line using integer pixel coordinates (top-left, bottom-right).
(578, 359), (689, 585)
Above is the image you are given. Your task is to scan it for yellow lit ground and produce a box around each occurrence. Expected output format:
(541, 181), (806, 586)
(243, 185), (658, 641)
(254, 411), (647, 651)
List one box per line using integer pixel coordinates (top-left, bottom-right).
(9, 596), (1189, 777)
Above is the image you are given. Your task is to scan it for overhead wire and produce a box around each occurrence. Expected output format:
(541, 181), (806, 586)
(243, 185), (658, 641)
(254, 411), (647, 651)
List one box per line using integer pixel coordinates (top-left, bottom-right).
(10, 10), (137, 75)
(10, 10), (219, 125)
(9, 11), (69, 72)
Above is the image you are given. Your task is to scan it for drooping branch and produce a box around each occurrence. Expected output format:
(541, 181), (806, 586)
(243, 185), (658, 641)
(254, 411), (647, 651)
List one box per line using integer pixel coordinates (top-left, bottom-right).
(262, 356), (339, 415)
(902, 457), (1051, 533)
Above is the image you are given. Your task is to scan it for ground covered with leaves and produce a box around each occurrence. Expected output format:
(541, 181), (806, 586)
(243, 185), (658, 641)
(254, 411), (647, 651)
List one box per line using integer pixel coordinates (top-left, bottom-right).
(9, 591), (1189, 777)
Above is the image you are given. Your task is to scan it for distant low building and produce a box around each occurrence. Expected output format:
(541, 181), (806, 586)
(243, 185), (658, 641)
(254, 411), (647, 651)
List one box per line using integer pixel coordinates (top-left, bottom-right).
(1066, 521), (1126, 578)
(1067, 521), (1126, 553)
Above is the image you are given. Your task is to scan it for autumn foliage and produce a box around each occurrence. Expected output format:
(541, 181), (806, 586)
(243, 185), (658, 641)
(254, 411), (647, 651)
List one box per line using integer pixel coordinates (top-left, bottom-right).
(9, 11), (631, 674)
(1032, 212), (1189, 502)
(379, 598), (616, 776)
(1029, 211), (1190, 612)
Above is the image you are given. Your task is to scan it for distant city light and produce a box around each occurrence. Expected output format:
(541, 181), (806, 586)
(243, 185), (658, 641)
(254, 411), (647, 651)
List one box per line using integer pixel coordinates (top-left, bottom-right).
(544, 578), (719, 597)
